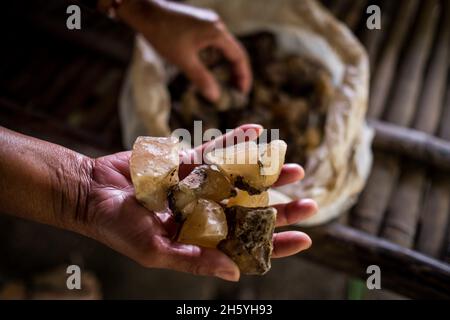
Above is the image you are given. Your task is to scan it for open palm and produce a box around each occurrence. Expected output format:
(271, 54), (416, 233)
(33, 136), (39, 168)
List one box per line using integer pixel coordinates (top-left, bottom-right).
(85, 125), (317, 281)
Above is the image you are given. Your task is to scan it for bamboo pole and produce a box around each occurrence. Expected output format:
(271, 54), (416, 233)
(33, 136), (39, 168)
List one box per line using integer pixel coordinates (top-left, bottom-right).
(358, 0), (397, 72)
(352, 0), (412, 234)
(381, 0), (443, 247)
(440, 83), (450, 263)
(370, 120), (450, 171)
(438, 66), (450, 141)
(352, 0), (441, 238)
(341, 0), (368, 31)
(381, 163), (426, 247)
(297, 222), (450, 299)
(416, 173), (450, 257)
(350, 152), (400, 234)
(412, 3), (450, 134)
(383, 0), (439, 125)
(414, 1), (450, 257)
(352, 119), (450, 234)
(368, 0), (420, 119)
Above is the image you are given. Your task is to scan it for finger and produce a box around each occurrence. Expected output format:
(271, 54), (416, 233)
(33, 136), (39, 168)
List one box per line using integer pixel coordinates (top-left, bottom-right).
(152, 236), (240, 281)
(198, 123), (262, 153)
(96, 151), (132, 180)
(155, 211), (179, 238)
(179, 124), (263, 177)
(181, 54), (221, 102)
(272, 231), (312, 258)
(214, 32), (252, 93)
(273, 199), (318, 227)
(272, 164), (305, 187)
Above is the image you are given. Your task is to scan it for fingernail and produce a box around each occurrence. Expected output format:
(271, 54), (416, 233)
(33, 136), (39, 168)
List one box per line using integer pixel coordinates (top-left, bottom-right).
(286, 163), (305, 178)
(240, 124), (263, 134)
(303, 235), (313, 250)
(299, 199), (318, 213)
(250, 124), (263, 131)
(215, 269), (240, 282)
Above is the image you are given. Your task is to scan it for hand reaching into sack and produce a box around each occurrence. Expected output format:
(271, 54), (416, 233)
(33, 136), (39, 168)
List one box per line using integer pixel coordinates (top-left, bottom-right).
(113, 0), (252, 102)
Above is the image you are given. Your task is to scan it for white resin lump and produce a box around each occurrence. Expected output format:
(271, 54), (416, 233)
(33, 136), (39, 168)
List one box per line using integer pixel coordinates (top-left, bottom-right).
(130, 136), (180, 212)
(205, 140), (287, 194)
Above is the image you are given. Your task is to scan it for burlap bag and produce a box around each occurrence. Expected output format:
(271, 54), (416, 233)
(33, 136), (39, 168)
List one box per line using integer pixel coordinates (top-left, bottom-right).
(119, 0), (373, 226)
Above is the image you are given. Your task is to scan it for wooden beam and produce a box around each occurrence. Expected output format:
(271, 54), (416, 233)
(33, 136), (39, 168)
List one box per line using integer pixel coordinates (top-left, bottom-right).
(296, 223), (450, 299)
(0, 97), (116, 157)
(29, 12), (132, 65)
(370, 120), (450, 172)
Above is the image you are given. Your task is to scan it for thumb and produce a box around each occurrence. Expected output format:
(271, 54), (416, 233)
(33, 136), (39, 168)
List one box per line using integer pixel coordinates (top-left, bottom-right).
(180, 54), (221, 102)
(153, 236), (240, 281)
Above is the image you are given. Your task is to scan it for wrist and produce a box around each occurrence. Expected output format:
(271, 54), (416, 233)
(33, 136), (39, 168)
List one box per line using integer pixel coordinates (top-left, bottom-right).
(52, 154), (95, 237)
(116, 0), (164, 38)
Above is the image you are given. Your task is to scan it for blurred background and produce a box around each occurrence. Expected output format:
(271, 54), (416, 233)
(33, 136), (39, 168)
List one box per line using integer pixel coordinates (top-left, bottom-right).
(0, 0), (449, 299)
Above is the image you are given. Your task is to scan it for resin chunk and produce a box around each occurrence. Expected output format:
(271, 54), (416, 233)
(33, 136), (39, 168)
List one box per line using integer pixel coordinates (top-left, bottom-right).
(169, 165), (235, 220)
(219, 206), (277, 275)
(130, 136), (179, 212)
(226, 189), (269, 208)
(177, 199), (228, 248)
(206, 140), (287, 194)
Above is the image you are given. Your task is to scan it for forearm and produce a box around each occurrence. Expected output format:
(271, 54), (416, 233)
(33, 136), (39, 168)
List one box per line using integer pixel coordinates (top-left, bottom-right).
(92, 0), (186, 42)
(0, 127), (93, 235)
(116, 0), (160, 36)
(79, 0), (161, 36)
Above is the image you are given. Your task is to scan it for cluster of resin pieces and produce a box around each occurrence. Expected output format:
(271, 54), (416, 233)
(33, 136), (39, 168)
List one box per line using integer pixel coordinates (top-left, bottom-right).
(130, 137), (286, 275)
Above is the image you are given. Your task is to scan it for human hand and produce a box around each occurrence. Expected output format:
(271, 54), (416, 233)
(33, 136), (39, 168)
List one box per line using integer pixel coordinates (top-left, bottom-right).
(118, 0), (252, 102)
(83, 124), (316, 281)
